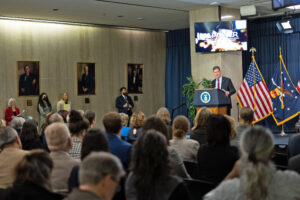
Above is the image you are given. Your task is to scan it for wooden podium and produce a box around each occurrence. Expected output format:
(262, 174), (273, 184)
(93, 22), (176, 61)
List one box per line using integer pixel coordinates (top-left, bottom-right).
(193, 89), (231, 114)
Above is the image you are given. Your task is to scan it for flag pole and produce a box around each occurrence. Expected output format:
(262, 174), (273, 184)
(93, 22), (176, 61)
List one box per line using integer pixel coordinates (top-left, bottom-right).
(279, 46), (287, 136)
(250, 47), (257, 111)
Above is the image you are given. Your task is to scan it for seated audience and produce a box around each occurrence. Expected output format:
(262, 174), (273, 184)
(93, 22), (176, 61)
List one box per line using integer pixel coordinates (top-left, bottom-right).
(204, 126), (300, 200)
(20, 119), (42, 150)
(103, 112), (132, 170)
(190, 107), (212, 145)
(65, 152), (124, 200)
(9, 117), (25, 136)
(142, 117), (190, 178)
(156, 107), (173, 139)
(68, 110), (89, 160)
(196, 114), (239, 185)
(0, 127), (28, 189)
(1, 150), (63, 200)
(68, 128), (109, 191)
(231, 107), (253, 147)
(170, 116), (199, 163)
(288, 134), (300, 158)
(120, 113), (130, 141)
(288, 154), (300, 174)
(126, 130), (191, 200)
(84, 110), (96, 128)
(45, 122), (80, 194)
(128, 112), (145, 143)
(0, 119), (6, 128)
(224, 115), (237, 144)
(5, 98), (20, 126)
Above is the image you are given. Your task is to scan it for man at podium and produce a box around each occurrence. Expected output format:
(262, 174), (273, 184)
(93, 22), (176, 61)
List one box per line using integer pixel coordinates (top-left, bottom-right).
(211, 66), (236, 115)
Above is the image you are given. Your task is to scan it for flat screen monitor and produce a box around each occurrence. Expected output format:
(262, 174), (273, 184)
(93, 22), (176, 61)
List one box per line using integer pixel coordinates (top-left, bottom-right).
(194, 20), (247, 53)
(273, 0), (300, 9)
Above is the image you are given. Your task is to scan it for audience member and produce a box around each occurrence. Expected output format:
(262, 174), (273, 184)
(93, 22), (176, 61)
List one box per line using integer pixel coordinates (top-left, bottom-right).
(170, 115), (199, 163)
(57, 92), (71, 111)
(68, 128), (109, 191)
(119, 113), (130, 141)
(156, 107), (173, 139)
(103, 112), (132, 170)
(65, 152), (124, 200)
(2, 150), (63, 200)
(9, 117), (25, 136)
(5, 98), (20, 126)
(45, 123), (80, 194)
(58, 110), (69, 123)
(142, 117), (190, 178)
(20, 119), (42, 150)
(224, 115), (237, 143)
(288, 154), (300, 174)
(68, 110), (89, 160)
(231, 107), (253, 147)
(84, 110), (96, 128)
(196, 114), (239, 185)
(204, 126), (300, 200)
(126, 130), (191, 200)
(37, 92), (53, 128)
(190, 107), (212, 145)
(128, 112), (145, 143)
(0, 127), (28, 188)
(0, 119), (6, 128)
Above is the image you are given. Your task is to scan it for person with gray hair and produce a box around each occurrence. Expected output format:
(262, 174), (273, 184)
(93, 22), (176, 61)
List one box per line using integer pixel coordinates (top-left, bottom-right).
(9, 117), (25, 135)
(84, 110), (96, 128)
(204, 126), (300, 200)
(5, 98), (20, 126)
(45, 123), (80, 194)
(65, 152), (124, 200)
(0, 127), (28, 188)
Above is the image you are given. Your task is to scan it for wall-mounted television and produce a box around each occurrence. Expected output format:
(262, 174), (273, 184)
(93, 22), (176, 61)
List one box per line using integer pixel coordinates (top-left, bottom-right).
(273, 0), (300, 10)
(194, 20), (247, 53)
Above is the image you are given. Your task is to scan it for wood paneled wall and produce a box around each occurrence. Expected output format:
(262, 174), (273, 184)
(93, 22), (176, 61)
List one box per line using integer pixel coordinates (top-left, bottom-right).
(0, 20), (166, 128)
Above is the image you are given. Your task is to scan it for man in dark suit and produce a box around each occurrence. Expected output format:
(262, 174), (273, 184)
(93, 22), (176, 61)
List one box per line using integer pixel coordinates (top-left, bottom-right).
(115, 87), (134, 118)
(80, 65), (94, 94)
(19, 65), (38, 96)
(103, 112), (132, 170)
(211, 66), (236, 115)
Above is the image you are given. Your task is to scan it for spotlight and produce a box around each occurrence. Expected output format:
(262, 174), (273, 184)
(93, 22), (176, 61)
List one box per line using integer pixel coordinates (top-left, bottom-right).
(276, 18), (294, 34)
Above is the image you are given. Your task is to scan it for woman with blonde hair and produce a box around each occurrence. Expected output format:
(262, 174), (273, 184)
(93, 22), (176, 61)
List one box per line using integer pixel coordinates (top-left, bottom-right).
(128, 112), (145, 143)
(170, 115), (199, 163)
(156, 107), (173, 138)
(5, 98), (20, 126)
(190, 107), (212, 145)
(56, 92), (71, 111)
(204, 125), (300, 200)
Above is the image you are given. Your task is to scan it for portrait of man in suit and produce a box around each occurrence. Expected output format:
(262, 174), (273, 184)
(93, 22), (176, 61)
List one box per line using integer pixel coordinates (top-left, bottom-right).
(77, 63), (95, 95)
(127, 64), (143, 94)
(211, 66), (236, 115)
(18, 61), (39, 96)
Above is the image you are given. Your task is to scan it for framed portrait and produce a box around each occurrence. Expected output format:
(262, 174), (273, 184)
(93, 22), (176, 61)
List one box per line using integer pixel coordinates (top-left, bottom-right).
(127, 63), (144, 94)
(77, 62), (95, 95)
(17, 61), (40, 96)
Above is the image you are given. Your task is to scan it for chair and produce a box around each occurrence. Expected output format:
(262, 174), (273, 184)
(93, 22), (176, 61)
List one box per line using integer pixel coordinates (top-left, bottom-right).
(184, 179), (216, 200)
(272, 144), (288, 170)
(184, 161), (197, 179)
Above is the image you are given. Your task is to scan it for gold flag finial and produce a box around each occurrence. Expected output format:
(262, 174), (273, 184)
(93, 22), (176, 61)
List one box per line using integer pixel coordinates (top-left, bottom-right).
(250, 47), (256, 57)
(279, 46), (282, 55)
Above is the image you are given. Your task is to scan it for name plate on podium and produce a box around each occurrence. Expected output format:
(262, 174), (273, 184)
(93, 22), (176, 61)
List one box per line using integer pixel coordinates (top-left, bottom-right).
(193, 89), (230, 107)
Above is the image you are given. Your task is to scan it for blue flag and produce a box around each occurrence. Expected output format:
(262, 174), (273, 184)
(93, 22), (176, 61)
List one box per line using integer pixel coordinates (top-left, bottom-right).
(269, 64), (300, 125)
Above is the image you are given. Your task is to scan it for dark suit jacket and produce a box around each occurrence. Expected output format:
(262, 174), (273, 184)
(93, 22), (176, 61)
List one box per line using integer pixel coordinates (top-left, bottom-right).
(288, 154), (300, 174)
(107, 134), (132, 170)
(19, 73), (38, 96)
(115, 95), (134, 116)
(211, 76), (236, 108)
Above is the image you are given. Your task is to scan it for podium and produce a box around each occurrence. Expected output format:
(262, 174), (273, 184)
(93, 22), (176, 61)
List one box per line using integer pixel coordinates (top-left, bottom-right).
(193, 89), (230, 114)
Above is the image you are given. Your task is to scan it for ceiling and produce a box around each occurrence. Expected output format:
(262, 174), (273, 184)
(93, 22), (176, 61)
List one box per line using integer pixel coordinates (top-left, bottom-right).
(0, 0), (293, 30)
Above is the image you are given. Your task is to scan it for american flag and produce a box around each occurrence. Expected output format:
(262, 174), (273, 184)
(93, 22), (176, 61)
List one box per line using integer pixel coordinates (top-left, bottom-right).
(297, 80), (300, 94)
(237, 61), (273, 123)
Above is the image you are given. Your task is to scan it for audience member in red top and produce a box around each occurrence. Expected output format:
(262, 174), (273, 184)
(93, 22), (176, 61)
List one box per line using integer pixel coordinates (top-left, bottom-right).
(5, 98), (20, 126)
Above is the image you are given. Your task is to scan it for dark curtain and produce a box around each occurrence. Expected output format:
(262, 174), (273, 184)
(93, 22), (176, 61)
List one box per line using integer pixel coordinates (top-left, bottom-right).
(243, 14), (300, 133)
(165, 29), (191, 120)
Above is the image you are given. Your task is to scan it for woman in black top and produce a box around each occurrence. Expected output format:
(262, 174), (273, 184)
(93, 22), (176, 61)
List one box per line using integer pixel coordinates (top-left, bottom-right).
(20, 119), (42, 150)
(196, 114), (239, 185)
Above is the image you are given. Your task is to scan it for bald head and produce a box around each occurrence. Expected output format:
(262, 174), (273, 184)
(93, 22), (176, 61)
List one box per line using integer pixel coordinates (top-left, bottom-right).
(48, 113), (64, 124)
(45, 122), (71, 151)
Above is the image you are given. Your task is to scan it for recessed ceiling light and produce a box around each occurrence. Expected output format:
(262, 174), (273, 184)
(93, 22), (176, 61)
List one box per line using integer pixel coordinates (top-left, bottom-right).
(221, 15), (233, 20)
(210, 2), (220, 6)
(117, 15), (124, 18)
(137, 17), (144, 20)
(287, 5), (300, 9)
(52, 8), (59, 11)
